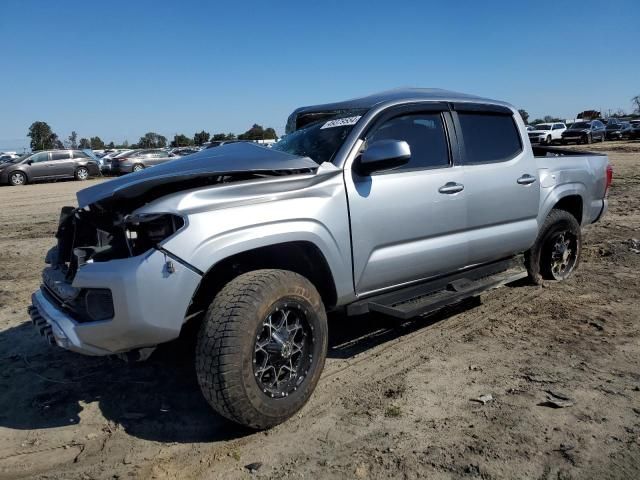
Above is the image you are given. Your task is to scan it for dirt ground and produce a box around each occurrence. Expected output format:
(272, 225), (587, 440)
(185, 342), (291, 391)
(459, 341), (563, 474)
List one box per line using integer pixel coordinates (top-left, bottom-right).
(0, 142), (639, 480)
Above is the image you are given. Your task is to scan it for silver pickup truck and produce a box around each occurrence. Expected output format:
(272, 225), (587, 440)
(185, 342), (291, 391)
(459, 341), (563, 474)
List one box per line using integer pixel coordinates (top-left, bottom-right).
(29, 88), (612, 429)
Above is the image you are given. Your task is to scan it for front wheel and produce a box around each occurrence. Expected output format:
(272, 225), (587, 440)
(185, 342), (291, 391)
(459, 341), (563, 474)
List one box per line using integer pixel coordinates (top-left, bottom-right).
(8, 171), (27, 186)
(525, 209), (581, 284)
(196, 269), (328, 429)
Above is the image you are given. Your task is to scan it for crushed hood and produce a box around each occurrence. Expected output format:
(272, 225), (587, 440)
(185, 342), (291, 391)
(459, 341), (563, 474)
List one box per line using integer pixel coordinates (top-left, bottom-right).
(77, 142), (319, 208)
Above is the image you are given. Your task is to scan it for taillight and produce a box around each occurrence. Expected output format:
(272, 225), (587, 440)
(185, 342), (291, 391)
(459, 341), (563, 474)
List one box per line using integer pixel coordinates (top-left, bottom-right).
(605, 164), (613, 197)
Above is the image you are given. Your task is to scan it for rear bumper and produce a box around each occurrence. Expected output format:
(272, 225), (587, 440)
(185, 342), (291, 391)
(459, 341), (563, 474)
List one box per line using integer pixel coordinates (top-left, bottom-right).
(110, 164), (133, 174)
(28, 248), (202, 356)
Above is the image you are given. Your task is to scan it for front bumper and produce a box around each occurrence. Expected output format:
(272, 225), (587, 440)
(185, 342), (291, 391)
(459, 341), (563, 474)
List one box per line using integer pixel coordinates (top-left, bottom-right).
(28, 248), (202, 356)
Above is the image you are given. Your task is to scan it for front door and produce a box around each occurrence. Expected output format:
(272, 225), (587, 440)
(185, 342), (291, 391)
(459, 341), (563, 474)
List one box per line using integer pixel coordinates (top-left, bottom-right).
(344, 106), (469, 296)
(27, 152), (52, 179)
(452, 107), (540, 265)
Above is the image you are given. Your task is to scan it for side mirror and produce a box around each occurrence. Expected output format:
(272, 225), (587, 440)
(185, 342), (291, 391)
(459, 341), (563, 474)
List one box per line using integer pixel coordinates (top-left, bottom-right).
(26, 159), (33, 165)
(357, 139), (411, 175)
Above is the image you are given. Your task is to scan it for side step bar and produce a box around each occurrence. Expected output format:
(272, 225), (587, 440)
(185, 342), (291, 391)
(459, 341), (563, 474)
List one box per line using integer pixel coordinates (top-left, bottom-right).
(347, 258), (528, 320)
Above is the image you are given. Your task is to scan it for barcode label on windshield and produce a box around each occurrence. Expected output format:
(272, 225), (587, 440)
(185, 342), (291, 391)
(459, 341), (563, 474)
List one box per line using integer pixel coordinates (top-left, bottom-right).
(320, 116), (362, 129)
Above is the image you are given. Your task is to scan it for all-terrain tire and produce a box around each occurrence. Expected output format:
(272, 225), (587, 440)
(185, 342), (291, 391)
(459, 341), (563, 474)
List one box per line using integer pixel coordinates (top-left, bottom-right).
(195, 269), (328, 430)
(525, 209), (582, 285)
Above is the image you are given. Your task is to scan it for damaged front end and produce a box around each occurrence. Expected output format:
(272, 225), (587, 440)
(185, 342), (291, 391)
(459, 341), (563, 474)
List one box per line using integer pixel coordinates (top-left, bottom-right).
(29, 142), (322, 355)
(43, 205), (185, 324)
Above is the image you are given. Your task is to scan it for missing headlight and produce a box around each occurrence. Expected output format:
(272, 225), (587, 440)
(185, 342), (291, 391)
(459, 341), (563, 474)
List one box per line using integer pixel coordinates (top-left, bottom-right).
(123, 213), (185, 256)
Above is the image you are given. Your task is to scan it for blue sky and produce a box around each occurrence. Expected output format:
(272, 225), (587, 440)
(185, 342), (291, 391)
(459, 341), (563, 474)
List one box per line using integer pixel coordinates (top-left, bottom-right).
(1, 0), (638, 151)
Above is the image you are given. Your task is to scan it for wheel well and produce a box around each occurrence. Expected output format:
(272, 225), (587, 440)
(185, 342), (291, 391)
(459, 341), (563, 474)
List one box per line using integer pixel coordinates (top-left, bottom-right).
(553, 195), (583, 223)
(187, 241), (338, 316)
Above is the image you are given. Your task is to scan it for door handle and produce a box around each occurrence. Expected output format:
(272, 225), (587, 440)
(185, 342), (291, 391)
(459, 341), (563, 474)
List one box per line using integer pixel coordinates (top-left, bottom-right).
(438, 182), (464, 194)
(517, 174), (536, 185)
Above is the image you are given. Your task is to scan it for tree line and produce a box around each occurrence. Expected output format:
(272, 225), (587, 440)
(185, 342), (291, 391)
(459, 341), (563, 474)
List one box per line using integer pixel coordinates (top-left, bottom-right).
(27, 122), (279, 152)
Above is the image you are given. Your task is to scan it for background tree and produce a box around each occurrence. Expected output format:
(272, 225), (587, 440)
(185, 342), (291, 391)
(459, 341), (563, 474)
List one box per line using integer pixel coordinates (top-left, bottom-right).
(51, 133), (64, 149)
(90, 136), (105, 149)
(238, 124), (278, 141)
(78, 138), (91, 149)
(193, 130), (210, 146)
(632, 95), (640, 114)
(28, 121), (57, 151)
(68, 131), (78, 149)
(138, 132), (167, 148)
(518, 109), (529, 125)
(170, 134), (194, 147)
(107, 141), (115, 149)
(212, 132), (237, 141)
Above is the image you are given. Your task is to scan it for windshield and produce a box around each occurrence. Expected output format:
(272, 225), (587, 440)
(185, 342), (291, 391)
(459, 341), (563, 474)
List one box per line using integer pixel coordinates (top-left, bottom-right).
(8, 153), (30, 164)
(533, 124), (551, 131)
(571, 122), (590, 129)
(273, 109), (367, 164)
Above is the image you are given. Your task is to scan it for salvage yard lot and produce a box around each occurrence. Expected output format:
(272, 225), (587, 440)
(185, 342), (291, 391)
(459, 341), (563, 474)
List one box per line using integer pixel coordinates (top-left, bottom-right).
(0, 142), (639, 479)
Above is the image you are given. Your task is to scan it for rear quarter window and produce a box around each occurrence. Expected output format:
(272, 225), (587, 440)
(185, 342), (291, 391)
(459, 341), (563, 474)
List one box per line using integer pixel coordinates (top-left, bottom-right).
(458, 112), (522, 164)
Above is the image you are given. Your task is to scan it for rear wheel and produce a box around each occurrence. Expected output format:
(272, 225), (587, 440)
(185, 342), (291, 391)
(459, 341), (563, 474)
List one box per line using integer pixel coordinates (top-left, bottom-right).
(132, 164), (145, 172)
(75, 166), (89, 181)
(8, 171), (26, 186)
(196, 269), (328, 429)
(525, 209), (581, 284)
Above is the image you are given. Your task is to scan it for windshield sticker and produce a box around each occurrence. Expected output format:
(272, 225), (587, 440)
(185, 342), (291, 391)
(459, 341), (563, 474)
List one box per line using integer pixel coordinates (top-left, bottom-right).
(320, 116), (362, 129)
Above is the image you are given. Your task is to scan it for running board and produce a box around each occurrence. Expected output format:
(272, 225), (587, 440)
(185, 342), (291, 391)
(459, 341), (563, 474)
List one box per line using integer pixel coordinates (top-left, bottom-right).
(347, 258), (528, 320)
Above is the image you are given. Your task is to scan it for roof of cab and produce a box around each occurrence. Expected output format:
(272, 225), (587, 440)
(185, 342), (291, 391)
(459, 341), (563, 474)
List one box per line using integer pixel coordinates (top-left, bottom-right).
(292, 88), (510, 114)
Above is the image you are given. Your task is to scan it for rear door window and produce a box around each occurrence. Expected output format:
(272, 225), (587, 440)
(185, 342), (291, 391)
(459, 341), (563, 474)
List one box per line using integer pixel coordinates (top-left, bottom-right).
(51, 152), (72, 161)
(457, 112), (522, 164)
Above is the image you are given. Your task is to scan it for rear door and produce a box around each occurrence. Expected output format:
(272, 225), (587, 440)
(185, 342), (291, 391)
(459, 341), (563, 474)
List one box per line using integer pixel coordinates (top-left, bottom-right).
(344, 104), (469, 295)
(49, 151), (75, 177)
(452, 104), (540, 265)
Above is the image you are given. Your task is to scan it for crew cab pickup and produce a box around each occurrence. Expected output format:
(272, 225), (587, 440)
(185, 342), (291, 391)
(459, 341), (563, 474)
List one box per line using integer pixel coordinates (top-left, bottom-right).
(29, 89), (612, 429)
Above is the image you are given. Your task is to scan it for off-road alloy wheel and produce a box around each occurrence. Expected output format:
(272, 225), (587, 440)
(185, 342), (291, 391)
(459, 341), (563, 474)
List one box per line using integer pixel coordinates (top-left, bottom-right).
(196, 269), (328, 429)
(525, 209), (581, 284)
(132, 164), (144, 172)
(9, 171), (26, 186)
(75, 166), (89, 181)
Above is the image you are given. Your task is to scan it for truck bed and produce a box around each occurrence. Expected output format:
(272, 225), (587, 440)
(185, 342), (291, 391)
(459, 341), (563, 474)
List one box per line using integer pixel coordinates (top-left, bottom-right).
(533, 146), (609, 227)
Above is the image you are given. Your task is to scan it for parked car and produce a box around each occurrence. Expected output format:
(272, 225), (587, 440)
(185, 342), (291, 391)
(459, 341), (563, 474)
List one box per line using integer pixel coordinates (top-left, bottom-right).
(560, 120), (606, 144)
(527, 123), (566, 145)
(110, 149), (176, 174)
(630, 121), (640, 140)
(30, 88), (611, 430)
(99, 149), (135, 174)
(605, 122), (633, 140)
(0, 150), (100, 186)
(170, 147), (201, 157)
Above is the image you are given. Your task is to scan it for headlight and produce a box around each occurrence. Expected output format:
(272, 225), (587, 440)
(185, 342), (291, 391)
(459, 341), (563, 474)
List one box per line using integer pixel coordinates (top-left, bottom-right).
(123, 213), (185, 255)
